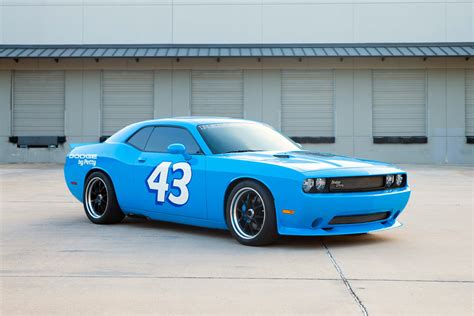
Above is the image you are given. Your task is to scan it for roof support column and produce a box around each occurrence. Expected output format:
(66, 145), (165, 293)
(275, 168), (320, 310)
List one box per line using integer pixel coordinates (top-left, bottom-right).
(243, 69), (263, 121)
(334, 69), (355, 156)
(172, 69), (191, 117)
(154, 70), (173, 118)
(261, 69), (281, 130)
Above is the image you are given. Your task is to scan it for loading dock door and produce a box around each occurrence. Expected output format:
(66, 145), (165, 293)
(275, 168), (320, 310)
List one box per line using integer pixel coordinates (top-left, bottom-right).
(191, 70), (244, 118)
(372, 70), (427, 137)
(281, 70), (334, 138)
(101, 71), (154, 136)
(12, 71), (65, 136)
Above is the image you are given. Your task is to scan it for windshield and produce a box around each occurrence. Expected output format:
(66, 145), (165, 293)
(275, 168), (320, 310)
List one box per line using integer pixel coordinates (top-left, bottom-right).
(198, 122), (299, 154)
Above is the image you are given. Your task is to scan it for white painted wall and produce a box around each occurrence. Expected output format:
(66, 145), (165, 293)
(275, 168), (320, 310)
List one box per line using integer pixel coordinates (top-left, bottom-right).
(1, 0), (472, 45)
(0, 57), (473, 164)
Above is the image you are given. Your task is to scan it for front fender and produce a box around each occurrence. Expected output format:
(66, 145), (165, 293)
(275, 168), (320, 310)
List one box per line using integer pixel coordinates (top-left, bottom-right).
(205, 157), (301, 226)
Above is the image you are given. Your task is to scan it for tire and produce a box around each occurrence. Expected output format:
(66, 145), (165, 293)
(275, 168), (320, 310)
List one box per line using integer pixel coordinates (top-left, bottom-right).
(225, 180), (278, 246)
(83, 171), (125, 224)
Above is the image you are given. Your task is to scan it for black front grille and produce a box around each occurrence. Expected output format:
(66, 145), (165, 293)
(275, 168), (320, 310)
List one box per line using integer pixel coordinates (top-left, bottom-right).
(328, 176), (385, 193)
(329, 212), (390, 225)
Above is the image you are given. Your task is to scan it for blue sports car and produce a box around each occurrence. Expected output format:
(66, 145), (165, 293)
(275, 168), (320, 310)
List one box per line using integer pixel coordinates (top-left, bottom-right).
(64, 117), (411, 246)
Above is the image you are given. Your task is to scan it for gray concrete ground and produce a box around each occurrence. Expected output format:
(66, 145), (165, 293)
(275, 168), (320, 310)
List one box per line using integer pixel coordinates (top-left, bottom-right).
(0, 164), (473, 315)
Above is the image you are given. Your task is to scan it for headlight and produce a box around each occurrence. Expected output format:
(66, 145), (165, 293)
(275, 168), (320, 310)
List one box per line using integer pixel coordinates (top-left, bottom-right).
(385, 175), (395, 187)
(302, 178), (315, 193)
(303, 178), (326, 193)
(315, 178), (326, 191)
(395, 174), (404, 186)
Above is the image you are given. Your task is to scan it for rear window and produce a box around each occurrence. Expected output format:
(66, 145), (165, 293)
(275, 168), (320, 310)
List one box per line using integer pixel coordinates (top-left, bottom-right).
(127, 126), (153, 150)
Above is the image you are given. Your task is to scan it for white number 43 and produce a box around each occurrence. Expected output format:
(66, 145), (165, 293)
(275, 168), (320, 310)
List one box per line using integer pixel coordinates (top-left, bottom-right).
(146, 161), (192, 206)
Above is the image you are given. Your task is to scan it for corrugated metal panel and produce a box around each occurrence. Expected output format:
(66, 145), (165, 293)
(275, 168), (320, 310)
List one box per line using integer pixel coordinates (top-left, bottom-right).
(372, 70), (426, 137)
(101, 71), (154, 135)
(1, 43), (472, 58)
(281, 70), (334, 137)
(191, 70), (244, 118)
(12, 71), (65, 136)
(466, 69), (474, 136)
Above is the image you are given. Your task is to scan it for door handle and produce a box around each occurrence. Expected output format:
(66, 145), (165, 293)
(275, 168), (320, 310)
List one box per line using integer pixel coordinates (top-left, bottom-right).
(138, 157), (147, 163)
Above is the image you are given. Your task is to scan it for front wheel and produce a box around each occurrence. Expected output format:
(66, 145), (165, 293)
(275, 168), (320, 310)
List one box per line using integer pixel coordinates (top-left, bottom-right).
(226, 180), (278, 246)
(83, 171), (124, 224)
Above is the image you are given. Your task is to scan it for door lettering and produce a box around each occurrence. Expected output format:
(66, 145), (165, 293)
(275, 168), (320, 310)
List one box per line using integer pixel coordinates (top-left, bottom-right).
(146, 161), (192, 205)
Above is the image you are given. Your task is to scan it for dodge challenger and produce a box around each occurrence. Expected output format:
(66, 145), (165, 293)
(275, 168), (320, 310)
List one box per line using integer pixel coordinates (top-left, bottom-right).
(64, 117), (411, 246)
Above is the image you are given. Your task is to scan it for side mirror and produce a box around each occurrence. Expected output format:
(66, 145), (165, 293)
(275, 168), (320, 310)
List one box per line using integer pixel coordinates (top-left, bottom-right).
(167, 143), (191, 161)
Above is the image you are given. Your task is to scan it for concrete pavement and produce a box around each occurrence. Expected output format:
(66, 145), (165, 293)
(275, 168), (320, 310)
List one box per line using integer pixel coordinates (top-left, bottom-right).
(0, 164), (472, 315)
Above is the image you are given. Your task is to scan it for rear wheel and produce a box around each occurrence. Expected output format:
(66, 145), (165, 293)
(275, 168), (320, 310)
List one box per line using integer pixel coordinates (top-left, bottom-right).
(83, 171), (124, 224)
(226, 180), (278, 246)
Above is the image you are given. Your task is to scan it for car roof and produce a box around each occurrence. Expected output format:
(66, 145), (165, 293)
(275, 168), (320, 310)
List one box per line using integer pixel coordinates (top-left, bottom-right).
(141, 117), (255, 126)
(106, 117), (262, 144)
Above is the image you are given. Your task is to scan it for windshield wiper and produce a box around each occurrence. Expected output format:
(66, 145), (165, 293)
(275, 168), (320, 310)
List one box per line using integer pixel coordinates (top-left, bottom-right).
(223, 149), (263, 154)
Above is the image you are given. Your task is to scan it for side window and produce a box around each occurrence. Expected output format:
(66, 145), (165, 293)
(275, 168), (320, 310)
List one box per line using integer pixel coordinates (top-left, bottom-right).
(127, 126), (153, 150)
(145, 127), (202, 154)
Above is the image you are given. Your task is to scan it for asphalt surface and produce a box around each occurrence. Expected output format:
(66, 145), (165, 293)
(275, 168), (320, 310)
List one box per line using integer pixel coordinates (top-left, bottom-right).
(0, 164), (473, 315)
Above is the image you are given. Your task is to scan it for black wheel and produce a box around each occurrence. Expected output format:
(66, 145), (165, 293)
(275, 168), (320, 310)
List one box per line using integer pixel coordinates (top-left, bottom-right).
(225, 180), (278, 246)
(83, 171), (124, 224)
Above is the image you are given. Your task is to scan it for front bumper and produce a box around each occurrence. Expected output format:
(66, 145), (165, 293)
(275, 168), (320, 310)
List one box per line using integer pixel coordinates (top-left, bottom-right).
(276, 187), (410, 236)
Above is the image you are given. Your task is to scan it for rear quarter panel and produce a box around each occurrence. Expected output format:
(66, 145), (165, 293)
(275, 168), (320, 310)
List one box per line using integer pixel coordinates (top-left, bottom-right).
(64, 143), (128, 202)
(65, 142), (142, 210)
(64, 143), (103, 202)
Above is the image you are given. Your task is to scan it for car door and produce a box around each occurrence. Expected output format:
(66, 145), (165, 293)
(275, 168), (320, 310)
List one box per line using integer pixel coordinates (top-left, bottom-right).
(127, 126), (207, 219)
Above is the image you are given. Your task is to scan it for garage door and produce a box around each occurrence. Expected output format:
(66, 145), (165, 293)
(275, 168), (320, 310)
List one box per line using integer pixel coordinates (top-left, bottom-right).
(12, 71), (65, 136)
(191, 70), (243, 118)
(281, 70), (334, 137)
(101, 71), (154, 136)
(372, 70), (426, 137)
(466, 69), (474, 137)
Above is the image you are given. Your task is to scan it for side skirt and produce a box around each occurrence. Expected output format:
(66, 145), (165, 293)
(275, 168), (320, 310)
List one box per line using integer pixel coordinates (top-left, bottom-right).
(124, 208), (229, 230)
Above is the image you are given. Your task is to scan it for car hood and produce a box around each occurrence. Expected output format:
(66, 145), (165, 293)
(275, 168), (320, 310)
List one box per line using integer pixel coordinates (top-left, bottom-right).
(221, 150), (400, 174)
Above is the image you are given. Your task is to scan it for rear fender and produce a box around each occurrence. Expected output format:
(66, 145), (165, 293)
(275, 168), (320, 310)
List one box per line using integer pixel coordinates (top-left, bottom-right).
(64, 144), (101, 202)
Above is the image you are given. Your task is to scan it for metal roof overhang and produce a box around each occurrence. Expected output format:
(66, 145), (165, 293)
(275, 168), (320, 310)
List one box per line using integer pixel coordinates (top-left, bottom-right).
(0, 43), (473, 58)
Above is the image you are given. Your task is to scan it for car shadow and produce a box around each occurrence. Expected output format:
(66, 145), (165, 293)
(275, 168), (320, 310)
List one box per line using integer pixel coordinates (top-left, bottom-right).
(122, 217), (394, 249)
(122, 217), (231, 239)
(277, 234), (392, 249)
(321, 234), (395, 248)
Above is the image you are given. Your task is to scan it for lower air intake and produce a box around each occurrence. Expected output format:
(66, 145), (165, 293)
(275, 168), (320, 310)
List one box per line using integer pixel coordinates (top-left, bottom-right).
(328, 212), (390, 225)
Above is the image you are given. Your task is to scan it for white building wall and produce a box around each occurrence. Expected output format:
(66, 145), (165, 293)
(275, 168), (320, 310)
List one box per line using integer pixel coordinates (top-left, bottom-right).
(0, 57), (472, 164)
(1, 0), (472, 45)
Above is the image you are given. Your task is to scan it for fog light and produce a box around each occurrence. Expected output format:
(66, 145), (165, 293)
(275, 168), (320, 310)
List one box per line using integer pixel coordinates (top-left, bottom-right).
(302, 178), (315, 193)
(385, 175), (395, 187)
(395, 174), (404, 186)
(315, 178), (326, 191)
